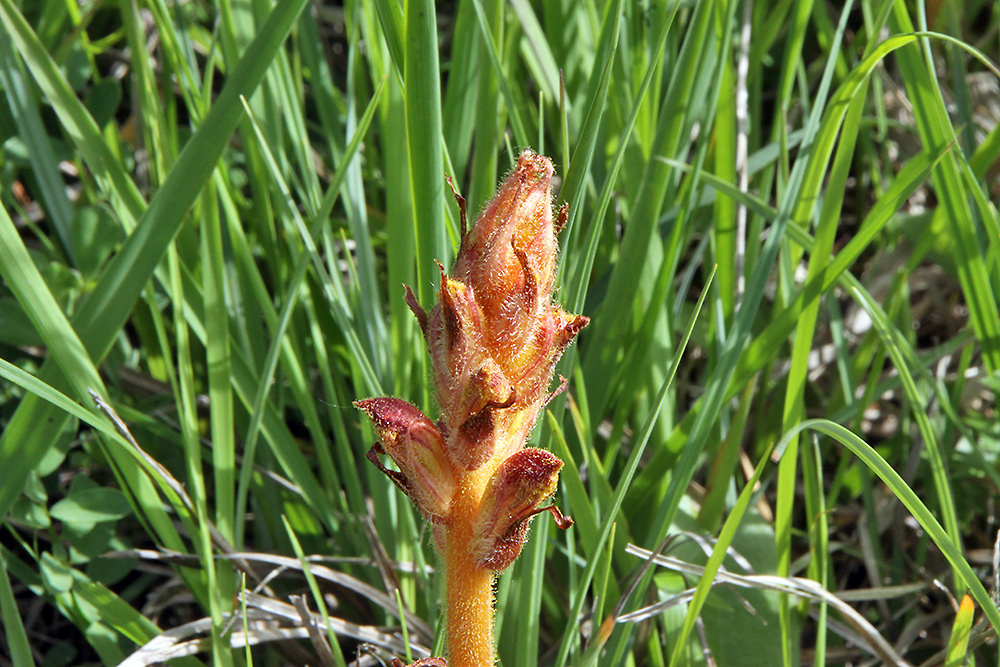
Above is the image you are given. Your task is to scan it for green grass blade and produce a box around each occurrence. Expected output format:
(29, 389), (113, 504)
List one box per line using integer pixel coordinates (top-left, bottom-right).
(555, 265), (715, 666)
(0, 40), (74, 261)
(776, 67), (869, 665)
(0, 203), (104, 401)
(668, 442), (773, 667)
(629, 141), (945, 503)
(889, 7), (1000, 374)
(555, 0), (623, 239)
(850, 286), (961, 556)
(945, 594), (974, 667)
(563, 9), (674, 314)
(0, 0), (146, 226)
(282, 516), (348, 667)
(0, 0), (310, 520)
(644, 0), (858, 546)
(508, 0), (560, 104)
(777, 419), (1000, 636)
(239, 97), (384, 397)
(468, 0), (528, 149)
(199, 182), (236, 544)
(0, 551), (36, 667)
(582, 0), (718, 398)
(405, 0), (448, 302)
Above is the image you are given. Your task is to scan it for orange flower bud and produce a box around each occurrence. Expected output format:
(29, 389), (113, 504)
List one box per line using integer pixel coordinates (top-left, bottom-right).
(414, 150), (589, 471)
(470, 448), (573, 571)
(358, 150), (582, 575)
(354, 397), (456, 523)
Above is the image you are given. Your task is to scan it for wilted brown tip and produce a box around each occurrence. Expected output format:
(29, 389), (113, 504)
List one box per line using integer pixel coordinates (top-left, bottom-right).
(543, 504), (574, 530)
(555, 202), (569, 234)
(365, 443), (409, 496)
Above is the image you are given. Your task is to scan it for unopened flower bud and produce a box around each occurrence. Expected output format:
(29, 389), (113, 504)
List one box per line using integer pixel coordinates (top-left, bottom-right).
(354, 397), (457, 523)
(412, 150), (589, 472)
(357, 150), (582, 592)
(470, 448), (572, 570)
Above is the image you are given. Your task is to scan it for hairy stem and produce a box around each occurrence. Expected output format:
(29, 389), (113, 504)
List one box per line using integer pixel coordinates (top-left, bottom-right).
(443, 468), (496, 667)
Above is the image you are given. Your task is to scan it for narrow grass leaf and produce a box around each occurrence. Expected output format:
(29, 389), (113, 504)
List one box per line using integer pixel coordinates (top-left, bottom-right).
(850, 286), (961, 553)
(944, 594), (974, 667)
(668, 442), (773, 667)
(0, 0), (311, 520)
(282, 516), (348, 667)
(888, 9), (1000, 373)
(405, 0), (448, 300)
(555, 0), (623, 240)
(555, 266), (715, 666)
(777, 419), (1000, 636)
(563, 9), (675, 314)
(0, 553), (35, 667)
(469, 0), (529, 148)
(0, 0), (146, 225)
(0, 40), (74, 260)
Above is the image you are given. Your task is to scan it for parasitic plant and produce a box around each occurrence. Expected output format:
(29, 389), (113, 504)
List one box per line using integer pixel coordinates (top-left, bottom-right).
(356, 150), (587, 666)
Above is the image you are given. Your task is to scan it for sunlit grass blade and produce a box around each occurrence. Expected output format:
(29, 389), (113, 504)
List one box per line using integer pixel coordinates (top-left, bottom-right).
(238, 96), (383, 395)
(468, 0), (529, 148)
(630, 27), (936, 520)
(802, 436), (829, 667)
(0, 204), (195, 548)
(546, 413), (599, 556)
(669, 441), (773, 667)
(776, 419), (1000, 636)
(776, 63), (869, 666)
(555, 265), (715, 666)
(0, 203), (104, 402)
(561, 6), (675, 321)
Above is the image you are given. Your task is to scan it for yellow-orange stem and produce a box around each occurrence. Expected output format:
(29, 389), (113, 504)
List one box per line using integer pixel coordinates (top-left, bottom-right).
(443, 467), (497, 667)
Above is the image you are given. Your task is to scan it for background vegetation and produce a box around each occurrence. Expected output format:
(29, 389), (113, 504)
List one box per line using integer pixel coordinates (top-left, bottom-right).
(1, 0), (999, 665)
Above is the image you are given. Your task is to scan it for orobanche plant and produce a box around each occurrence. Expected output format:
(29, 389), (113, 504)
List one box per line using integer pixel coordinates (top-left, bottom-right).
(355, 150), (587, 666)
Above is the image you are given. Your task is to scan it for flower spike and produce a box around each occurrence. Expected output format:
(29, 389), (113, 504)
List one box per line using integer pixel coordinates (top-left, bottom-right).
(355, 150), (586, 667)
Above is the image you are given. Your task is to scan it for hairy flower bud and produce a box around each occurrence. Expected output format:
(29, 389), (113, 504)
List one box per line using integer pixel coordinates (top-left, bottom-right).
(354, 397), (456, 523)
(471, 448), (572, 570)
(409, 150), (589, 472)
(357, 150), (584, 572)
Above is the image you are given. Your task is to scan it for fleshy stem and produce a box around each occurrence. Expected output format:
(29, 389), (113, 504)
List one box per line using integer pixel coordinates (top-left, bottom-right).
(443, 466), (498, 667)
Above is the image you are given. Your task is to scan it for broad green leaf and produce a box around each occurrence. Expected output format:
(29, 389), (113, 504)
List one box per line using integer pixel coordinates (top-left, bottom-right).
(50, 488), (132, 525)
